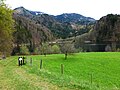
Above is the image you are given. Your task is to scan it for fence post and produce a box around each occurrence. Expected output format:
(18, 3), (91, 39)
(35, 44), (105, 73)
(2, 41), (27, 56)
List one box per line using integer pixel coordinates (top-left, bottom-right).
(26, 57), (28, 64)
(90, 73), (93, 85)
(40, 59), (42, 69)
(30, 58), (32, 66)
(61, 64), (64, 74)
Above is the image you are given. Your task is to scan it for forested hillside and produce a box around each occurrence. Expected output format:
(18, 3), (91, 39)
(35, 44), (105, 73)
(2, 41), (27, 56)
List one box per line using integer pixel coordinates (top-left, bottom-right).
(13, 14), (54, 53)
(13, 7), (95, 39)
(74, 14), (120, 52)
(11, 7), (96, 55)
(95, 14), (120, 51)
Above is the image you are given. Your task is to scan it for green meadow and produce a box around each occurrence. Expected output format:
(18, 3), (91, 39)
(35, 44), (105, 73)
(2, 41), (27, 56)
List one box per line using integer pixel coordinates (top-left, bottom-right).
(0, 52), (120, 90)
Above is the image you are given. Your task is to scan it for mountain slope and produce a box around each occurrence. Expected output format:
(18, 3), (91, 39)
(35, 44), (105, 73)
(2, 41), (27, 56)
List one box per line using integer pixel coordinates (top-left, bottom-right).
(13, 7), (74, 38)
(54, 13), (95, 37)
(95, 14), (120, 51)
(12, 13), (54, 54)
(13, 7), (96, 39)
(32, 14), (74, 38)
(54, 13), (95, 24)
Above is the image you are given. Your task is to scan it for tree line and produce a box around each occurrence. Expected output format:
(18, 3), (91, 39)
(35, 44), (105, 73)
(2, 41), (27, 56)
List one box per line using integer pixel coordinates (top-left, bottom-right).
(0, 0), (14, 56)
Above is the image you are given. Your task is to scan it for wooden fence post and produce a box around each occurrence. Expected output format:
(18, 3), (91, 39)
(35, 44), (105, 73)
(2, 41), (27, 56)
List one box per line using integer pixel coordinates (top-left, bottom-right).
(61, 64), (64, 74)
(40, 59), (42, 69)
(30, 58), (32, 66)
(26, 57), (28, 64)
(90, 73), (93, 85)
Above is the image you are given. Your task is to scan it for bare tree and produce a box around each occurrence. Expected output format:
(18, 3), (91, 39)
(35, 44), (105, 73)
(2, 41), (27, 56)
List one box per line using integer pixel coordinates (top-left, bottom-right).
(105, 44), (112, 52)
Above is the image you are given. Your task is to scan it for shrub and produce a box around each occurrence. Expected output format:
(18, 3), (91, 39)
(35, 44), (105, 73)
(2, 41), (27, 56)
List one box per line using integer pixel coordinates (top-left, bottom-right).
(34, 43), (53, 55)
(51, 45), (61, 54)
(60, 43), (77, 53)
(34, 47), (41, 55)
(20, 45), (30, 55)
(117, 48), (120, 52)
(41, 43), (52, 54)
(105, 45), (112, 52)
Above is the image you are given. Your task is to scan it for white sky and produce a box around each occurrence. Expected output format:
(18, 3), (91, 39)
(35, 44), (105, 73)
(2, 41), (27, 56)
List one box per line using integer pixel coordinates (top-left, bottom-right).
(5, 0), (120, 20)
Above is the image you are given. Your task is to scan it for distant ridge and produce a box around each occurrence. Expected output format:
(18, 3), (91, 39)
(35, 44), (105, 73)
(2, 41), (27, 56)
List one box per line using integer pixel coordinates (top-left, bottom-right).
(54, 13), (95, 24)
(13, 6), (96, 41)
(14, 6), (96, 23)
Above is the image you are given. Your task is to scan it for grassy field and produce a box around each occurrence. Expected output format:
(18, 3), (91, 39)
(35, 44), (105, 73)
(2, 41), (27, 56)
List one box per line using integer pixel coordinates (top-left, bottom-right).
(0, 52), (120, 90)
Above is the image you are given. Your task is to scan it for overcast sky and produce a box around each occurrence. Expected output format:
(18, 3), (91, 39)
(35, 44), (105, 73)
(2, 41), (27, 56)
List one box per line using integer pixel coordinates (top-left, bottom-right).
(5, 0), (120, 20)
